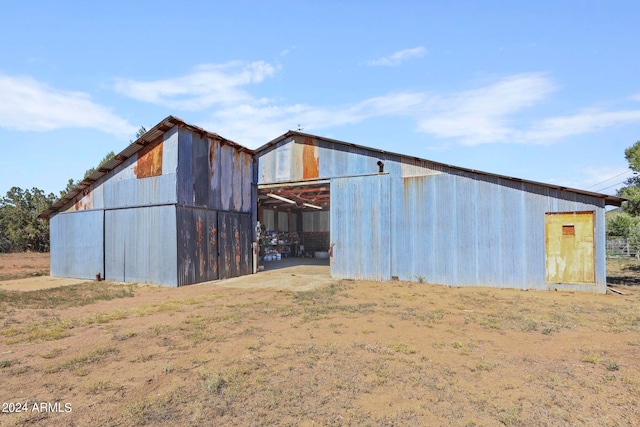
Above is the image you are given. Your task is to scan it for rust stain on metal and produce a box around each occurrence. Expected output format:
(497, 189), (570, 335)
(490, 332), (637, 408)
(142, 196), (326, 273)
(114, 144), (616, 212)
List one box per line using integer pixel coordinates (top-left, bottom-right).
(73, 187), (92, 211)
(197, 217), (204, 278)
(211, 226), (218, 274)
(235, 228), (241, 266)
(302, 137), (319, 179)
(134, 137), (163, 178)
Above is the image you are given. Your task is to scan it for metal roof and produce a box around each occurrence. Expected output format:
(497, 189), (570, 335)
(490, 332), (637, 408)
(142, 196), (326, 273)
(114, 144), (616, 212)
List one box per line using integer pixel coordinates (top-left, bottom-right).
(255, 130), (626, 207)
(39, 116), (253, 219)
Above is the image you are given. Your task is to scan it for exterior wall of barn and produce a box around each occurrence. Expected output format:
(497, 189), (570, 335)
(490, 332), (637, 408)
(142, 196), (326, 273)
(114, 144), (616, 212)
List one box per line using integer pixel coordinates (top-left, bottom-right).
(174, 127), (254, 285)
(257, 134), (608, 293)
(49, 122), (254, 287)
(391, 173), (606, 293)
(50, 126), (180, 282)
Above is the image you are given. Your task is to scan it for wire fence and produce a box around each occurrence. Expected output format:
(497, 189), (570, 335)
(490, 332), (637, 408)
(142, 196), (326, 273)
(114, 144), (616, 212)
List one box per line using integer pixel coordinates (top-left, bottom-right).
(607, 238), (639, 258)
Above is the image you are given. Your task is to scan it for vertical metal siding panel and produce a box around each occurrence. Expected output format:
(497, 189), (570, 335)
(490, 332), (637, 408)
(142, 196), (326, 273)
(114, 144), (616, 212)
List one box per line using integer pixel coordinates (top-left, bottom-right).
(176, 207), (219, 286)
(232, 150), (243, 211)
(241, 152), (252, 213)
(454, 177), (479, 286)
(331, 175), (390, 281)
(162, 125), (179, 175)
(217, 212), (251, 279)
(240, 214), (253, 275)
(104, 175), (176, 208)
(439, 175), (458, 285)
(105, 206), (177, 286)
(220, 145), (234, 210)
(177, 128), (194, 206)
(208, 137), (221, 210)
(193, 132), (209, 207)
(50, 211), (104, 280)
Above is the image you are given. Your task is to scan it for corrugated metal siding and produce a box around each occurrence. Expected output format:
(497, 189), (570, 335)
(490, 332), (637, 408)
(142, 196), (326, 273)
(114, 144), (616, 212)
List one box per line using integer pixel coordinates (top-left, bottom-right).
(63, 126), (178, 213)
(392, 173), (606, 293)
(50, 210), (104, 280)
(257, 137), (405, 184)
(331, 174), (391, 281)
(302, 211), (330, 232)
(218, 212), (252, 279)
(179, 127), (252, 213)
(177, 207), (218, 286)
(105, 206), (177, 286)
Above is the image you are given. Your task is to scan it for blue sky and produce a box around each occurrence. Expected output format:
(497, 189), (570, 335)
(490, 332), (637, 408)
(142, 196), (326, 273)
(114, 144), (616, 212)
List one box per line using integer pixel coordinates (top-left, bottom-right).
(1, 1), (639, 200)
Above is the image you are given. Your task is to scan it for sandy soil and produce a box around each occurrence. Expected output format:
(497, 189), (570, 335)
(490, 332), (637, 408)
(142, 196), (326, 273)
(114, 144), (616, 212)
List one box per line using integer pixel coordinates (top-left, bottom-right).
(0, 253), (49, 281)
(0, 254), (639, 426)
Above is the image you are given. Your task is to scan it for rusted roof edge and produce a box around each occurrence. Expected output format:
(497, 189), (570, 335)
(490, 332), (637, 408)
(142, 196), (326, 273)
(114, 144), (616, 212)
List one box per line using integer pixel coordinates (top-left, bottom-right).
(254, 131), (626, 207)
(39, 116), (253, 219)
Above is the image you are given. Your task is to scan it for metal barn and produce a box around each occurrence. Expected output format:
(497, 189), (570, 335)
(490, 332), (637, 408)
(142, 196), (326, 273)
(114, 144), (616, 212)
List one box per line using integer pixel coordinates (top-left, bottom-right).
(41, 116), (255, 287)
(43, 117), (624, 293)
(254, 131), (624, 294)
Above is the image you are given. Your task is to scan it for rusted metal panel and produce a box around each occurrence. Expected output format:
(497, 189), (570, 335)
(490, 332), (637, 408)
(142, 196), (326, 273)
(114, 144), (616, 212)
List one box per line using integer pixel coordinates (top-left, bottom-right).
(232, 150), (243, 211)
(134, 137), (163, 178)
(193, 132), (209, 206)
(302, 137), (320, 179)
(177, 128), (194, 206)
(208, 136), (221, 210)
(241, 152), (253, 213)
(331, 174), (391, 281)
(104, 205), (177, 286)
(545, 212), (595, 284)
(220, 144), (234, 211)
(50, 210), (104, 280)
(177, 207), (218, 286)
(218, 212), (252, 279)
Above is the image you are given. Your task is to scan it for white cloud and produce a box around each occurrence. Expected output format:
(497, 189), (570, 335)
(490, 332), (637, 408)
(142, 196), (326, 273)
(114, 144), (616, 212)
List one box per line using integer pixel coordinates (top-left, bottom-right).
(414, 73), (556, 145)
(117, 63), (640, 148)
(632, 93), (640, 101)
(114, 61), (277, 110)
(0, 74), (136, 138)
(205, 92), (428, 147)
(366, 46), (427, 67)
(525, 109), (640, 141)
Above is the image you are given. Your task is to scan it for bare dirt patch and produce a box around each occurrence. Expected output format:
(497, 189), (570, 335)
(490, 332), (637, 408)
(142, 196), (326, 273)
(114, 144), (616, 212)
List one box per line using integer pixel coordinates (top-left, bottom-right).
(1, 265), (639, 426)
(0, 252), (49, 281)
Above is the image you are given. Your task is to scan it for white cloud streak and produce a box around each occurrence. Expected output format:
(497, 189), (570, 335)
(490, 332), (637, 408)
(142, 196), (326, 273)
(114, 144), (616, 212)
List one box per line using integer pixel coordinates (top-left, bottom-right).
(113, 61), (277, 110)
(0, 74), (136, 138)
(525, 110), (640, 141)
(113, 61), (640, 148)
(366, 46), (427, 67)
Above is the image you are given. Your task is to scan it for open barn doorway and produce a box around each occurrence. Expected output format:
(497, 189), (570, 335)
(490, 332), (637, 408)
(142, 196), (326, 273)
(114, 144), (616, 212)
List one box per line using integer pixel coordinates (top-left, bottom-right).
(257, 181), (331, 273)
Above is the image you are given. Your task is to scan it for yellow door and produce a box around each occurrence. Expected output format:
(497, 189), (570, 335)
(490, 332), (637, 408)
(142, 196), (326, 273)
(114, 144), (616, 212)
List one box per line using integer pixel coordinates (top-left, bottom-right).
(545, 212), (595, 284)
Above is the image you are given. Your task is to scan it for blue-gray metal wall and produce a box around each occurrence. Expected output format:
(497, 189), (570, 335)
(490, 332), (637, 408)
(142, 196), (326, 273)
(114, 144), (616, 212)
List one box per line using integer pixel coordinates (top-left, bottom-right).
(331, 174), (391, 281)
(105, 206), (178, 286)
(391, 173), (606, 293)
(50, 124), (254, 287)
(259, 135), (608, 293)
(50, 210), (104, 280)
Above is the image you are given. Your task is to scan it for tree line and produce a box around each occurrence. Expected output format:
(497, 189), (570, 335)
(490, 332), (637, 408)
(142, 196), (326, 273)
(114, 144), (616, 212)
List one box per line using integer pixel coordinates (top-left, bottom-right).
(0, 152), (115, 253)
(606, 140), (640, 255)
(0, 128), (147, 253)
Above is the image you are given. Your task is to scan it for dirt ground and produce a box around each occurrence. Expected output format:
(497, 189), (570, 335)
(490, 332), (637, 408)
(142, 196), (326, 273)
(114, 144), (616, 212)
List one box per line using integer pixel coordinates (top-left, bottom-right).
(1, 254), (639, 426)
(0, 253), (49, 281)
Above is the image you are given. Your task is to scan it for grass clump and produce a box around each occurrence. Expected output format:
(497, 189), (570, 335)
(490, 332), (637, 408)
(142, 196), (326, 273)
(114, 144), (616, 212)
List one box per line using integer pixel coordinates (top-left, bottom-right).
(0, 282), (136, 310)
(44, 346), (119, 374)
